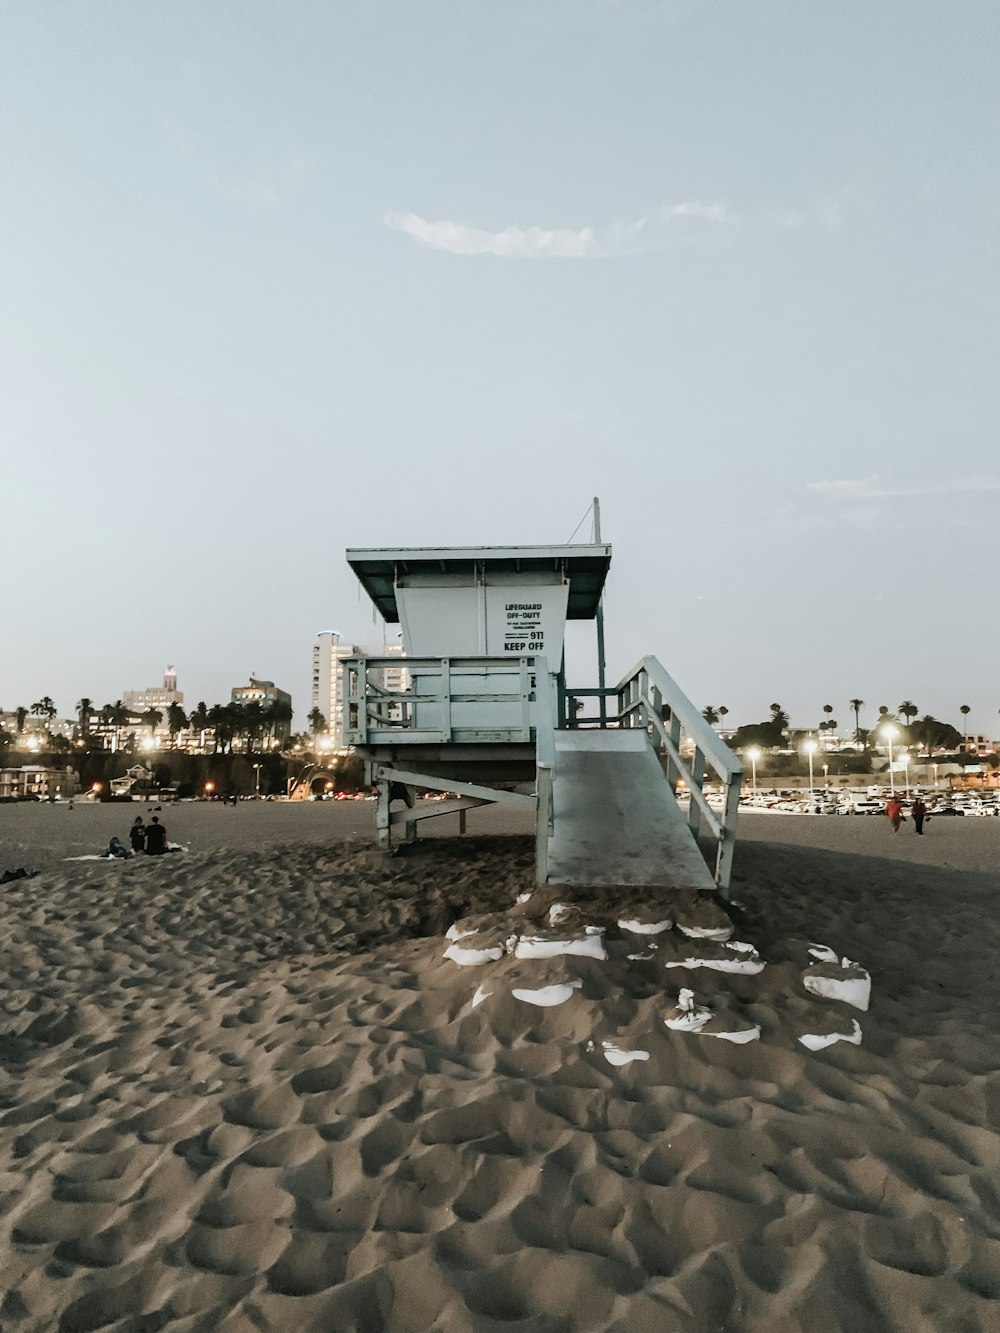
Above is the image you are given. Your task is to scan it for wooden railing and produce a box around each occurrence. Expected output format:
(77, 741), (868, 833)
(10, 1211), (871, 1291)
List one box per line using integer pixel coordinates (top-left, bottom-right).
(343, 655), (553, 748)
(566, 657), (743, 893)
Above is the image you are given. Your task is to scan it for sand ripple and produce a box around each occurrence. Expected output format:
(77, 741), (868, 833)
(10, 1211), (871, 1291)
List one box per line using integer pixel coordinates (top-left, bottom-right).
(0, 833), (998, 1330)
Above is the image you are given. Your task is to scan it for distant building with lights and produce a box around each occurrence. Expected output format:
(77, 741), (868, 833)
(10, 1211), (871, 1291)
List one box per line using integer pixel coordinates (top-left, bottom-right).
(230, 677), (293, 743)
(231, 677), (292, 710)
(124, 666), (184, 714)
(0, 712), (73, 743)
(0, 765), (79, 800)
(380, 640), (409, 694)
(109, 765), (158, 799)
(312, 632), (361, 748)
(375, 640), (409, 722)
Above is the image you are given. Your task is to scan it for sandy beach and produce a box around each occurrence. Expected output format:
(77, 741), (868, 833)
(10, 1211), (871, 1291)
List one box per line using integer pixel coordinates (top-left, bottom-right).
(1, 802), (999, 1331)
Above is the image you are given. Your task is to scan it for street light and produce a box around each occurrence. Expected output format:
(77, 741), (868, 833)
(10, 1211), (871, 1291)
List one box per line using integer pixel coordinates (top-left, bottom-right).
(822, 762), (829, 787)
(882, 723), (899, 794)
(802, 739), (818, 793)
(253, 762), (262, 797)
(899, 749), (910, 795)
(932, 762), (939, 790)
(746, 746), (761, 793)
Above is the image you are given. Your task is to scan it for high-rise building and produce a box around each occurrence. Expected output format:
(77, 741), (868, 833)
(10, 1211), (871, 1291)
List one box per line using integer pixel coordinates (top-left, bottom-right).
(376, 640), (409, 723)
(381, 640), (409, 694)
(231, 677), (292, 710)
(311, 632), (359, 747)
(231, 677), (293, 743)
(124, 666), (184, 714)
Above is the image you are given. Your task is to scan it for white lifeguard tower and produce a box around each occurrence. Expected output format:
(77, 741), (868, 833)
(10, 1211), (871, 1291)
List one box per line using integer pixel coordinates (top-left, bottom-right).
(344, 526), (743, 895)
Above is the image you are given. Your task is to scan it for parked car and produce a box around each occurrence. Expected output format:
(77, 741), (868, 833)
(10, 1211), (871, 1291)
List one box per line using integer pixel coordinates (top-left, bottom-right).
(838, 797), (883, 815)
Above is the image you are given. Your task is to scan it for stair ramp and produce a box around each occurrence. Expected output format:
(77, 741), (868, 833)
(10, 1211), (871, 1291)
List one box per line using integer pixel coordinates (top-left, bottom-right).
(545, 731), (717, 891)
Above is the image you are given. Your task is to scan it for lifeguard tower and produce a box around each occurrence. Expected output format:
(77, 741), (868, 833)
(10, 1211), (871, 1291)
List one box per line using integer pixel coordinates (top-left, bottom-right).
(343, 528), (743, 895)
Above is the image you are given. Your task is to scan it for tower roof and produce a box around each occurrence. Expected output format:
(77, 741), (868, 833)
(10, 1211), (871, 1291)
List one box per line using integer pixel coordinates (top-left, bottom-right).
(346, 544), (611, 623)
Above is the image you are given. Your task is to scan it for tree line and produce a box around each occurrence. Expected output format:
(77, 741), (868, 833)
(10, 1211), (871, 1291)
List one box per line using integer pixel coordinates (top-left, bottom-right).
(0, 696), (295, 756)
(707, 697), (985, 756)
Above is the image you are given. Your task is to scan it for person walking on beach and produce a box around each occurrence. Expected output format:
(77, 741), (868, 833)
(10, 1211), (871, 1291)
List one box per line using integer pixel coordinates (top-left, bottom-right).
(144, 816), (167, 855)
(129, 816), (146, 855)
(911, 796), (927, 835)
(886, 796), (903, 833)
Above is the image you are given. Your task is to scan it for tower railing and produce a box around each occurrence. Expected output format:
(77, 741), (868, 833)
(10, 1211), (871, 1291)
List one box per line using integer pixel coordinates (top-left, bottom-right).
(566, 656), (743, 892)
(343, 655), (553, 748)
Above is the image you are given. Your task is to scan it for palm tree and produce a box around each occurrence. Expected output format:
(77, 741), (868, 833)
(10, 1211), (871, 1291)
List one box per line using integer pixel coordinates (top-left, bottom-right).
(15, 706), (27, 734)
(899, 700), (918, 727)
(208, 703), (242, 754)
(960, 704), (971, 751)
(207, 705), (228, 753)
(701, 705), (720, 726)
(189, 701), (210, 751)
(849, 698), (864, 747)
(97, 700), (131, 754)
(242, 702), (265, 753)
(769, 703), (789, 731)
(308, 707), (327, 735)
(28, 697), (57, 744)
(76, 697), (94, 740)
(717, 706), (729, 728)
(166, 702), (187, 746)
(264, 699), (293, 747)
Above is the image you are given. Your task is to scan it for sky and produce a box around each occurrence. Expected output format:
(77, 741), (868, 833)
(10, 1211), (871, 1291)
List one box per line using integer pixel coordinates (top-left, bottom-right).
(2, 1), (998, 737)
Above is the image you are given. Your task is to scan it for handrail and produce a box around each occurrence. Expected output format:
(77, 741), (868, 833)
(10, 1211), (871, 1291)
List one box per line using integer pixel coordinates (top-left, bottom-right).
(637, 704), (723, 839)
(616, 656), (741, 779)
(615, 655), (743, 894)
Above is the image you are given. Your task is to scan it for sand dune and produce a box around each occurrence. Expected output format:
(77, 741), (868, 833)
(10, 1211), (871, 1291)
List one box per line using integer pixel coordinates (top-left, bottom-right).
(1, 806), (999, 1330)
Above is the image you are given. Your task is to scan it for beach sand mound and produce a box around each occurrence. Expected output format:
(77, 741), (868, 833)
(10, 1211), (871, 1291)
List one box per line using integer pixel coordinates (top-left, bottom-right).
(1, 833), (998, 1331)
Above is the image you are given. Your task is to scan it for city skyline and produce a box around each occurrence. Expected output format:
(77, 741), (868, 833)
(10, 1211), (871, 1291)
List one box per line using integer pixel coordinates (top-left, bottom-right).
(1, 648), (995, 743)
(3, 3), (998, 726)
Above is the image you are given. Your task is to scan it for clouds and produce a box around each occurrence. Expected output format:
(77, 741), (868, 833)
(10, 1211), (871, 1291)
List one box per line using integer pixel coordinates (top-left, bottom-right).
(383, 211), (603, 258)
(383, 200), (739, 258)
(381, 198), (822, 257)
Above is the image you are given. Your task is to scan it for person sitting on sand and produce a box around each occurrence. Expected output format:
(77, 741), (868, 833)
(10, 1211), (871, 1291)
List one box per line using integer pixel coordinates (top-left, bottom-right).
(886, 796), (903, 833)
(144, 816), (167, 855)
(129, 816), (146, 855)
(106, 836), (130, 859)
